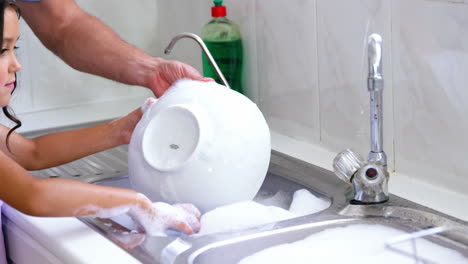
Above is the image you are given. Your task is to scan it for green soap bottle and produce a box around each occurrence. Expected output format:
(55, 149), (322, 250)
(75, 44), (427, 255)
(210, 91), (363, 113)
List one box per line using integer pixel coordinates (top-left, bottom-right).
(202, 0), (244, 94)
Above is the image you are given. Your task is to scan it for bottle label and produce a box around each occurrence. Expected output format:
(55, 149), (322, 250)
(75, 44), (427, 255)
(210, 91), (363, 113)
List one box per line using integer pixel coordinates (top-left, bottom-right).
(202, 39), (243, 94)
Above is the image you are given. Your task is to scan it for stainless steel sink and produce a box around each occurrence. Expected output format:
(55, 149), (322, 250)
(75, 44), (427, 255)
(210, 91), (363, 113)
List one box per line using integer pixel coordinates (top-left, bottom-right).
(26, 130), (468, 263)
(185, 219), (468, 264)
(81, 151), (334, 263)
(178, 204), (468, 264)
(65, 149), (468, 264)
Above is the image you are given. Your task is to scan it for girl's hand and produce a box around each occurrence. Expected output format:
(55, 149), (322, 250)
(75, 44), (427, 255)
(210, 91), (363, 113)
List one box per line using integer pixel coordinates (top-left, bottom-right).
(129, 196), (201, 236)
(110, 97), (157, 145)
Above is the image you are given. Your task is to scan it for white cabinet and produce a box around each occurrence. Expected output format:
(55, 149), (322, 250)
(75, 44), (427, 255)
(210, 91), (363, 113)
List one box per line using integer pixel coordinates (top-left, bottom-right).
(3, 216), (63, 264)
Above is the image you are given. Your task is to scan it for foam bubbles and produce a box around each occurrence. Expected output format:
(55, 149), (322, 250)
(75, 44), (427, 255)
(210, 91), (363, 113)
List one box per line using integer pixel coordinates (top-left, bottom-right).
(198, 189), (330, 235)
(198, 201), (295, 235)
(77, 204), (131, 218)
(288, 189), (330, 216)
(239, 224), (468, 264)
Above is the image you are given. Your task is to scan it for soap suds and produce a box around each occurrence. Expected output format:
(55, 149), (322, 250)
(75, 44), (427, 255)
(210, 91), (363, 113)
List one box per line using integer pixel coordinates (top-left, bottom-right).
(75, 204), (131, 218)
(198, 201), (296, 235)
(288, 189), (330, 216)
(239, 224), (468, 264)
(198, 189), (330, 235)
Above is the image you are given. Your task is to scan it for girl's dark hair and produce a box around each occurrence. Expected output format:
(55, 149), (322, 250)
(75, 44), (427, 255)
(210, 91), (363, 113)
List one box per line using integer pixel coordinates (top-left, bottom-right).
(0, 0), (21, 152)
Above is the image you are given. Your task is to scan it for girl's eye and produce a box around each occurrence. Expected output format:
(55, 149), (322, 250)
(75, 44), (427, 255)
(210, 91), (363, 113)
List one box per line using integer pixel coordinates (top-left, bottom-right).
(0, 47), (19, 54)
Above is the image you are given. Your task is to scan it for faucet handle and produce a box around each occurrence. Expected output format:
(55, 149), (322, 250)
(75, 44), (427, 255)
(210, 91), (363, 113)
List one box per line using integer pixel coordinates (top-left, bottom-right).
(333, 149), (365, 183)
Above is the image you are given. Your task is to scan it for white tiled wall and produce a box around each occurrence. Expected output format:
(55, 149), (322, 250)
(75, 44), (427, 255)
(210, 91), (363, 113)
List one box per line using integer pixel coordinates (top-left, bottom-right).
(153, 0), (468, 219)
(392, 0), (468, 199)
(256, 0), (320, 145)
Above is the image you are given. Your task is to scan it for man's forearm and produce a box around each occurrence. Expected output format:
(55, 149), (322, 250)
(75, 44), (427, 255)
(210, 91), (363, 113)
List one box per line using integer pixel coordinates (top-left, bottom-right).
(18, 0), (155, 88)
(53, 11), (156, 88)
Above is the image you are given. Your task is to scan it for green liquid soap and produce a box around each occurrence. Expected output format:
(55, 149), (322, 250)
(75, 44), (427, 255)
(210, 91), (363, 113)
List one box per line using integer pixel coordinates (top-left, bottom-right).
(202, 39), (243, 94)
(202, 4), (244, 94)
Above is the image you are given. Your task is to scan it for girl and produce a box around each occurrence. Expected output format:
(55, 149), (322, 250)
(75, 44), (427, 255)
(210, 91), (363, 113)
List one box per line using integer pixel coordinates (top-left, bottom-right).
(0, 0), (200, 252)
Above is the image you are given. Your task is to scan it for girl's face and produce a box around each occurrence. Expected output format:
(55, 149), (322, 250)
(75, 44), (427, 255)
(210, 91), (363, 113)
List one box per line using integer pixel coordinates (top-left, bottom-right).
(0, 6), (21, 107)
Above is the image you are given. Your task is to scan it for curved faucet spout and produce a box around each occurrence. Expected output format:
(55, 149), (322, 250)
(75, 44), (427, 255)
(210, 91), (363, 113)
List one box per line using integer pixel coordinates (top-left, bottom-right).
(367, 33), (386, 166)
(164, 32), (231, 89)
(368, 34), (383, 83)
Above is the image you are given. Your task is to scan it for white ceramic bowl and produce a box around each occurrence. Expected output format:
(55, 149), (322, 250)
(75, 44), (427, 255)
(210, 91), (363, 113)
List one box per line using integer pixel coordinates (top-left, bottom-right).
(128, 79), (271, 212)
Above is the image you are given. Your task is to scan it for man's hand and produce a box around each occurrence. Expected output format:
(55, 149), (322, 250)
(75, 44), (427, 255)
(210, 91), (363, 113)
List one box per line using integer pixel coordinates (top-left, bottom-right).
(146, 58), (213, 98)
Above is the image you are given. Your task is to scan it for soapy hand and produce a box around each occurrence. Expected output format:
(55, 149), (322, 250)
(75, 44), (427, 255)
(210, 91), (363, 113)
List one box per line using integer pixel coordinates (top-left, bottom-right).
(129, 199), (201, 236)
(146, 58), (213, 98)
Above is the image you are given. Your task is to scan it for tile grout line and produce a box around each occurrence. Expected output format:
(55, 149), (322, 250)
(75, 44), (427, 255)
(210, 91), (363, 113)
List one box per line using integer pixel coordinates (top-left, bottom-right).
(315, 0), (322, 144)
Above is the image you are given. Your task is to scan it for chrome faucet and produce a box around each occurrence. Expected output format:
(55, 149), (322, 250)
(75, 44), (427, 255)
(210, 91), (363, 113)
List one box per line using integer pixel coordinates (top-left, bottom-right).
(164, 32), (231, 89)
(367, 34), (387, 167)
(333, 34), (389, 204)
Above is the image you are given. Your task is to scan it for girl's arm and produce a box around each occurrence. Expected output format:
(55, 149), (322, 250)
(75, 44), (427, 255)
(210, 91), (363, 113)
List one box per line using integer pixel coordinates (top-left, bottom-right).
(0, 150), (142, 216)
(0, 107), (142, 170)
(0, 150), (200, 235)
